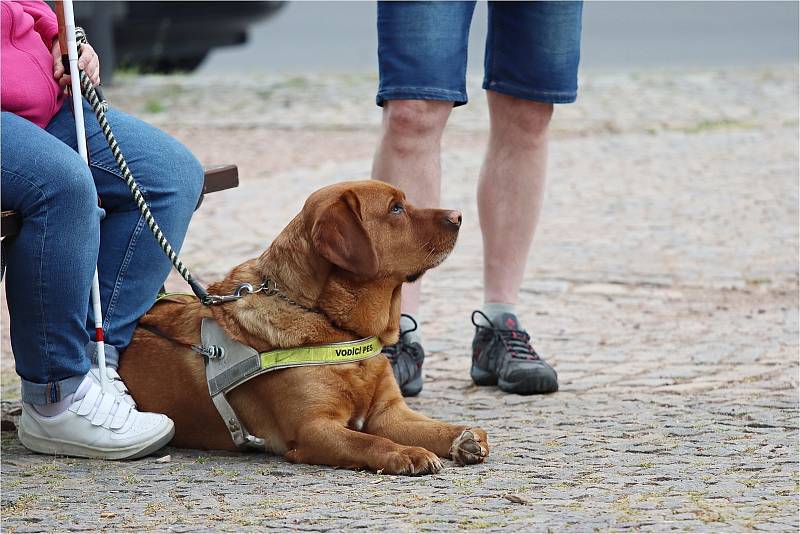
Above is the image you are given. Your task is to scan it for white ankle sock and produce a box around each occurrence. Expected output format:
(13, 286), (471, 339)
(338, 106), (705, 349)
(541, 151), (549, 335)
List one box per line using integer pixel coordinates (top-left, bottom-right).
(478, 302), (518, 327)
(32, 374), (92, 417)
(400, 314), (422, 345)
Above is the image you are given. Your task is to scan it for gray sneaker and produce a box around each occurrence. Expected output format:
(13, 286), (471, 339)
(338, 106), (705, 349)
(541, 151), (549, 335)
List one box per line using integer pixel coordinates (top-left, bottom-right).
(385, 314), (425, 397)
(470, 310), (558, 395)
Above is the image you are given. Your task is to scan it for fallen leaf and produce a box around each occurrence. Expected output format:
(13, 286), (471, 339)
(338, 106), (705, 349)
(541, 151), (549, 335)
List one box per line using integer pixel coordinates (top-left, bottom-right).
(503, 493), (528, 505)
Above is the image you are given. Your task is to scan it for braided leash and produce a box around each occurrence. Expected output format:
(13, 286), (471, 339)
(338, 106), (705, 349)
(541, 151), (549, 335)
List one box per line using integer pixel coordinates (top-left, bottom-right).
(74, 31), (214, 304)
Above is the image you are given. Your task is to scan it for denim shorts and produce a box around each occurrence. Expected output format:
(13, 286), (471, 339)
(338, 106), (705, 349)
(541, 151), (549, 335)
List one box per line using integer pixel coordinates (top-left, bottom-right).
(377, 1), (583, 106)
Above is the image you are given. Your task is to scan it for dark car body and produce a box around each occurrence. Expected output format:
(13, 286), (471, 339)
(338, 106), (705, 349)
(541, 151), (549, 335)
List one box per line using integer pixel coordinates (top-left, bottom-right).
(69, 1), (283, 74)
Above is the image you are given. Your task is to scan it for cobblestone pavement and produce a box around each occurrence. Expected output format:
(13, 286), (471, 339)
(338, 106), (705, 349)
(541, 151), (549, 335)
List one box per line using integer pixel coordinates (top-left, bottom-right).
(2, 66), (798, 532)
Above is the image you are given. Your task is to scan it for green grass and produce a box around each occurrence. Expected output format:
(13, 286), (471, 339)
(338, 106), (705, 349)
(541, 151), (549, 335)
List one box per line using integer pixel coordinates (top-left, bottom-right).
(144, 99), (165, 114)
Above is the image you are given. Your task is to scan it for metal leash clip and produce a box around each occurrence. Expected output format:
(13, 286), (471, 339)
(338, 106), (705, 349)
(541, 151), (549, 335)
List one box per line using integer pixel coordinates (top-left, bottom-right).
(235, 283), (255, 297)
(202, 283), (257, 305)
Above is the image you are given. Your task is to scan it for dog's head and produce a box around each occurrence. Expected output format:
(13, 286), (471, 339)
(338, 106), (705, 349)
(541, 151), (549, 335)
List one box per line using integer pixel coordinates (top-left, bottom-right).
(306, 180), (461, 282)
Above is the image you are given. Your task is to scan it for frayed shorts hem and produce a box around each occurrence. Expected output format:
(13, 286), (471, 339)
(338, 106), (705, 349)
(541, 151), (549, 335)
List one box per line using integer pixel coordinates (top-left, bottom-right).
(483, 79), (577, 104)
(376, 87), (468, 107)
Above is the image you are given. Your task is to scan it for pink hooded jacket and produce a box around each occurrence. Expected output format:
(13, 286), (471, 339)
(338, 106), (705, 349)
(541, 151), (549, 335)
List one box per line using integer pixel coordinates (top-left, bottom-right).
(1, 1), (65, 128)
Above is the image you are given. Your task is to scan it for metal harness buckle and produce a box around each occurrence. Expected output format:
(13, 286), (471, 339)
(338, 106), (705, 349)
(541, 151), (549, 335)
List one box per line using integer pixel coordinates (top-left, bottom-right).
(201, 318), (266, 451)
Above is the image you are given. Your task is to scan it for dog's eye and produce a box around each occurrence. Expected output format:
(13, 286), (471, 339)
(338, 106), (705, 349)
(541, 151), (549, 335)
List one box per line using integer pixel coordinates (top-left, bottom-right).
(389, 203), (405, 215)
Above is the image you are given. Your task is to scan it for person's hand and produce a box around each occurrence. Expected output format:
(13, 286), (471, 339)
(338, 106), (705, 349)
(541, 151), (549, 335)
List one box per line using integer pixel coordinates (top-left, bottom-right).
(52, 40), (101, 88)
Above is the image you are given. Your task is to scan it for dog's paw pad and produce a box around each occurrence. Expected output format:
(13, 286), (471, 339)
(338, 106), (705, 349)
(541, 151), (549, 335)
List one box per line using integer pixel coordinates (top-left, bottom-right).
(450, 427), (489, 466)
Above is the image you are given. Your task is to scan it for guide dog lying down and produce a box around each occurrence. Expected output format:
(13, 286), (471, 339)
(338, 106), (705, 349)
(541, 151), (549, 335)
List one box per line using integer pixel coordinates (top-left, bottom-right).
(119, 180), (489, 474)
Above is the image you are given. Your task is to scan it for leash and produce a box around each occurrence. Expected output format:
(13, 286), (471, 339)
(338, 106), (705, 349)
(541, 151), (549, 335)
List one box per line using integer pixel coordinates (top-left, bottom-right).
(69, 29), (243, 306)
(75, 63), (214, 304)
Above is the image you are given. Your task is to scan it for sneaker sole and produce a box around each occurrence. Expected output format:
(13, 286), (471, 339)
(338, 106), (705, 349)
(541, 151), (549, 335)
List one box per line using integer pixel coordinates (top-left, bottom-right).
(400, 374), (423, 397)
(18, 421), (175, 460)
(470, 365), (498, 386)
(498, 375), (559, 395)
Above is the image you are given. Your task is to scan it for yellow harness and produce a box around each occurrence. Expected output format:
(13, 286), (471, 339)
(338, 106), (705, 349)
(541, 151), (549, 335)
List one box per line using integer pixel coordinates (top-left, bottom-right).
(258, 336), (382, 372)
(152, 293), (383, 449)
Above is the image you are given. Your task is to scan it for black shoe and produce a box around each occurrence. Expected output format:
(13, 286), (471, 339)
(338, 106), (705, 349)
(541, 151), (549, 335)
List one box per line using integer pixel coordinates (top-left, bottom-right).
(470, 310), (558, 395)
(385, 314), (425, 397)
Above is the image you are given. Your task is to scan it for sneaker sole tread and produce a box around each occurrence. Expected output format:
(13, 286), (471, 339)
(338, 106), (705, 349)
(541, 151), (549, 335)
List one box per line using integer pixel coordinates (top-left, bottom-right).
(18, 421), (175, 460)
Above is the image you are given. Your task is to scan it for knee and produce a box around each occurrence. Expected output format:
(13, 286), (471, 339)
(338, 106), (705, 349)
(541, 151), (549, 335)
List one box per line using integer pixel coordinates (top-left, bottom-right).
(382, 100), (451, 149)
(46, 158), (99, 215)
(156, 141), (204, 213)
(511, 101), (553, 141)
(491, 95), (553, 145)
(520, 101), (553, 134)
(178, 150), (205, 208)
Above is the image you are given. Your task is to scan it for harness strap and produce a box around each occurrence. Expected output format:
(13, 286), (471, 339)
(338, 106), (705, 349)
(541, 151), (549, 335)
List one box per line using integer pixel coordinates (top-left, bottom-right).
(211, 391), (265, 450)
(200, 318), (382, 450)
(140, 305), (383, 450)
(138, 323), (204, 354)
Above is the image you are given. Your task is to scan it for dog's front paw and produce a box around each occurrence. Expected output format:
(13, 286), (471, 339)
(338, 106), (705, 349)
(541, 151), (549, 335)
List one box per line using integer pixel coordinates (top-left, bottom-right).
(450, 427), (489, 466)
(382, 446), (443, 475)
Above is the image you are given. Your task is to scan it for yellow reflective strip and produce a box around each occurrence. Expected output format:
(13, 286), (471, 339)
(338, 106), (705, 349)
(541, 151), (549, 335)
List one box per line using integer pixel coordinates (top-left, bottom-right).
(259, 337), (382, 370)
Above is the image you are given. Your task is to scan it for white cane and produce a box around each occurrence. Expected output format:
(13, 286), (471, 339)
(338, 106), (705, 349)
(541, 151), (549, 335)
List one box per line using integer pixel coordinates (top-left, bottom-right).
(55, 0), (111, 394)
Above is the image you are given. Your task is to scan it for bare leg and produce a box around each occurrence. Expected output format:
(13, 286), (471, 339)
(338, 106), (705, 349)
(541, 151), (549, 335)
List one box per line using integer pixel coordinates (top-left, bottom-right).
(478, 91), (553, 305)
(372, 100), (452, 314)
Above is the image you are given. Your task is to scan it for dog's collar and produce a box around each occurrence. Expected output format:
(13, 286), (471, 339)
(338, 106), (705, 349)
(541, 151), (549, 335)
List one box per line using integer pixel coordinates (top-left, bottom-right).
(161, 279), (364, 340)
(201, 318), (382, 450)
(198, 278), (316, 310)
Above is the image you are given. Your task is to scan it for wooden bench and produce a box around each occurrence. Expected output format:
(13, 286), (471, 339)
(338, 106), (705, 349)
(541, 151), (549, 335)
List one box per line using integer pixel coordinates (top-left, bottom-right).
(1, 164), (238, 239)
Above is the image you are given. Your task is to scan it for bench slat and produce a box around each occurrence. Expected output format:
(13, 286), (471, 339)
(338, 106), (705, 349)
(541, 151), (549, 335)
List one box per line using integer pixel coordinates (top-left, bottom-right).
(202, 164), (239, 194)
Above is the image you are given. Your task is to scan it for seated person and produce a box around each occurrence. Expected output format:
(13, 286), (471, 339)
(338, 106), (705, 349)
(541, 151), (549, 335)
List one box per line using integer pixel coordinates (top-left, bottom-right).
(1, 0), (203, 459)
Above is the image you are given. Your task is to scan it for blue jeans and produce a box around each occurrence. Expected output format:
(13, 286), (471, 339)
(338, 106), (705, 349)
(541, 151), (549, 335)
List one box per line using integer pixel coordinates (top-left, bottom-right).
(1, 102), (203, 404)
(377, 0), (583, 106)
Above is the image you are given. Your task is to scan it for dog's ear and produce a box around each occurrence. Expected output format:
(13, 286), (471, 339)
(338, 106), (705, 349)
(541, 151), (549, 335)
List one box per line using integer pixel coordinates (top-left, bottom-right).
(311, 190), (379, 277)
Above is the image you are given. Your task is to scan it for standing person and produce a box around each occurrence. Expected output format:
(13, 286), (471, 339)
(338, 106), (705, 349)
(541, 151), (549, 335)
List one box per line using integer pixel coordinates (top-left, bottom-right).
(372, 1), (582, 396)
(1, 1), (204, 458)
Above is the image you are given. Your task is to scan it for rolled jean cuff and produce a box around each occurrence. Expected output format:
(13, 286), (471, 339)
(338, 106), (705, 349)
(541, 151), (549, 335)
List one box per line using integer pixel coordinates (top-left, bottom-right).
(85, 341), (120, 369)
(20, 373), (86, 405)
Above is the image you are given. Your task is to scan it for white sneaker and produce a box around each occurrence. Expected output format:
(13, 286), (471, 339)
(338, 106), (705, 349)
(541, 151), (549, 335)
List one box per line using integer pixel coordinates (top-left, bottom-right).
(89, 366), (136, 406)
(18, 380), (174, 460)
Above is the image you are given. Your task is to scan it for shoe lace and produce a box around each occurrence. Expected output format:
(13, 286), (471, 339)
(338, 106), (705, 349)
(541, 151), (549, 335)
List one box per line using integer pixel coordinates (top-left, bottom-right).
(471, 310), (540, 361)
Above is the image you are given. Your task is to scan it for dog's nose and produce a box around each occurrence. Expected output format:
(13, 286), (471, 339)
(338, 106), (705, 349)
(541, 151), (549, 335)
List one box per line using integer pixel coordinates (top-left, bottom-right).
(445, 210), (462, 228)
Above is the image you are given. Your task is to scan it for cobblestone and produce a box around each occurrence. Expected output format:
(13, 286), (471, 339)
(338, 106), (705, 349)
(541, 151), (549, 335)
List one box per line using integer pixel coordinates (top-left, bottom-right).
(1, 65), (798, 531)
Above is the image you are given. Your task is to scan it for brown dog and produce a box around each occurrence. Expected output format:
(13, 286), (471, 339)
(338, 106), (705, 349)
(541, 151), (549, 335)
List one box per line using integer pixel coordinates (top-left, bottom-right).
(119, 180), (489, 475)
